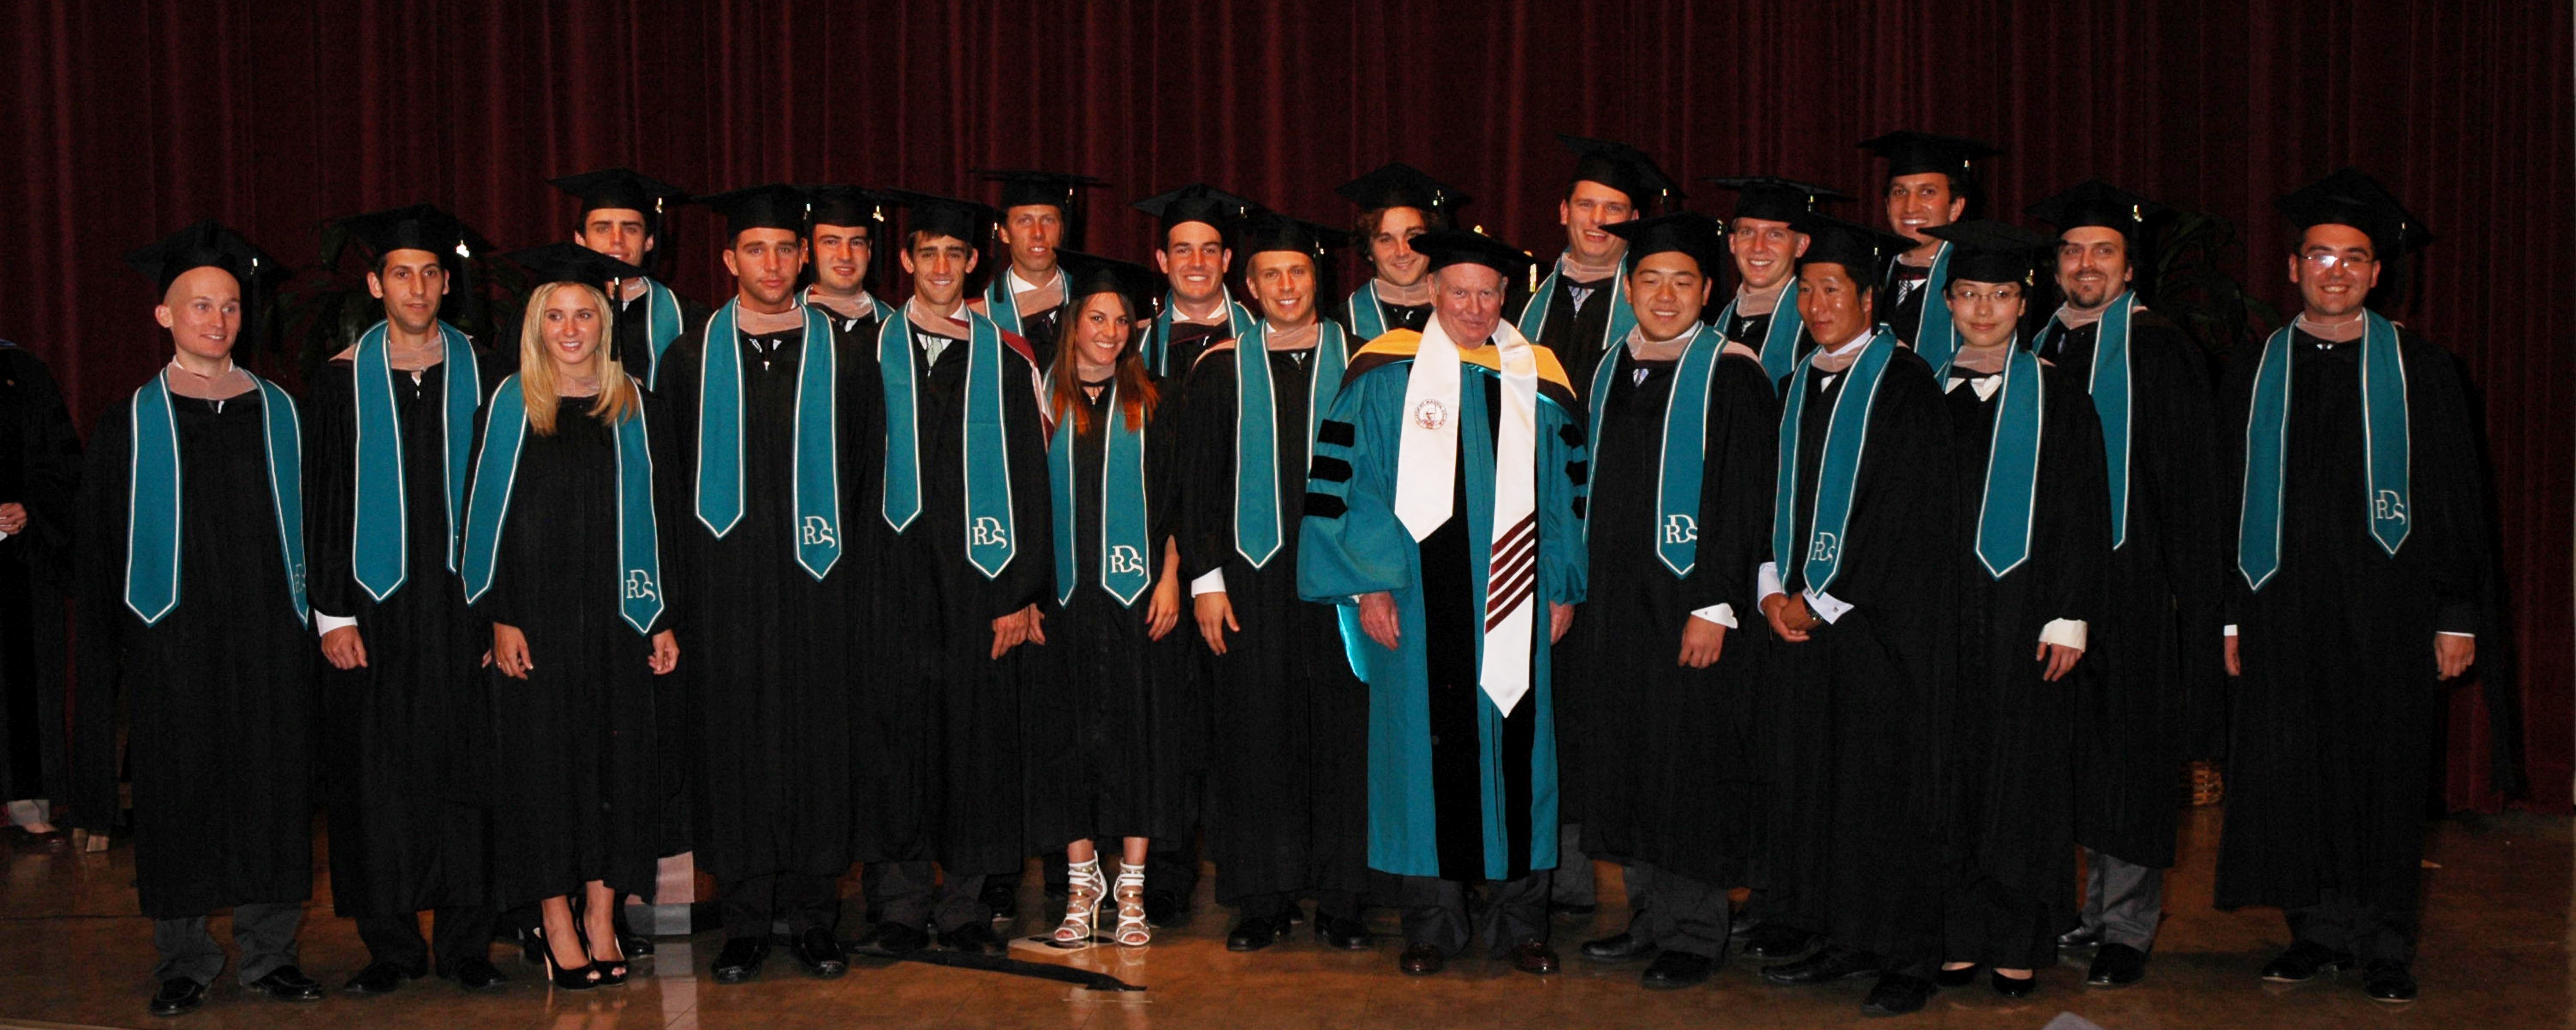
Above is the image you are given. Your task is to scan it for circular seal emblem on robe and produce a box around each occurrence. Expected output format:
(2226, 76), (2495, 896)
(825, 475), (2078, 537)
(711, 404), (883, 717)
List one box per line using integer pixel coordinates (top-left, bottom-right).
(1411, 398), (1449, 431)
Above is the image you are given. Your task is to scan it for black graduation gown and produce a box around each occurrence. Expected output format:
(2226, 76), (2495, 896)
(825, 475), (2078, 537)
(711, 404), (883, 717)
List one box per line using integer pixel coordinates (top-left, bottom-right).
(2213, 328), (2501, 923)
(1759, 351), (1955, 962)
(0, 347), (79, 805)
(303, 349), (501, 917)
(1177, 346), (1372, 903)
(1877, 259), (1935, 348)
(1555, 348), (1778, 886)
(611, 284), (710, 392)
(2032, 311), (2226, 867)
(1937, 361), (2109, 969)
(1374, 301), (1432, 334)
(1160, 322), (1233, 384)
(470, 395), (678, 905)
(1724, 304), (1816, 373)
(1023, 382), (1194, 847)
(869, 316), (1054, 877)
(656, 313), (881, 881)
(1536, 273), (1621, 397)
(72, 385), (318, 918)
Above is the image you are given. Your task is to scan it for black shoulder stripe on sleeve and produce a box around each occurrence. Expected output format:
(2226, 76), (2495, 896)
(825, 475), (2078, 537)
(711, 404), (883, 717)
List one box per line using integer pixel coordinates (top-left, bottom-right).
(1568, 496), (1587, 520)
(1317, 419), (1357, 447)
(1310, 455), (1354, 484)
(1563, 460), (1587, 487)
(1558, 422), (1587, 448)
(1303, 491), (1348, 519)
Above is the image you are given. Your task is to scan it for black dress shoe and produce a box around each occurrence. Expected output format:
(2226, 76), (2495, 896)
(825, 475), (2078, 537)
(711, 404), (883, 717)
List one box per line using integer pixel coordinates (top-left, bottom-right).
(2086, 943), (2148, 987)
(1226, 914), (1293, 952)
(342, 961), (420, 995)
(2056, 923), (2102, 948)
(1933, 964), (1977, 988)
(619, 932), (655, 959)
(1990, 969), (2036, 998)
(1763, 945), (1881, 985)
(937, 922), (1008, 956)
(149, 977), (206, 1017)
(1728, 908), (1759, 938)
(1314, 913), (1372, 951)
(710, 936), (770, 984)
(2258, 941), (2351, 983)
(2362, 961), (2417, 1003)
(1143, 889), (1187, 928)
(792, 926), (848, 978)
(516, 925), (547, 967)
(1743, 923), (1823, 960)
(251, 966), (326, 1003)
(1398, 944), (1445, 976)
(1860, 972), (1937, 1016)
(1640, 950), (1715, 990)
(449, 957), (508, 991)
(979, 878), (1019, 921)
(866, 921), (931, 955)
(1580, 930), (1657, 963)
(1508, 940), (1560, 976)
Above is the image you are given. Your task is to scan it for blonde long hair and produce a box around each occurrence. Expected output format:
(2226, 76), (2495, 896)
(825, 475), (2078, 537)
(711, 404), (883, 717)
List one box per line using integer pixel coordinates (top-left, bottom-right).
(517, 281), (640, 435)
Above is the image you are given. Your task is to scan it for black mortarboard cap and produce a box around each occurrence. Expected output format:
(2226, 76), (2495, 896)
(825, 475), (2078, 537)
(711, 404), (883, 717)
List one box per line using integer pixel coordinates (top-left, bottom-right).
(1060, 250), (1163, 315)
(502, 242), (650, 294)
(1858, 131), (2002, 180)
(696, 183), (810, 240)
(1335, 162), (1467, 214)
(977, 169), (1107, 212)
(882, 190), (999, 247)
(802, 185), (893, 231)
(1603, 211), (1727, 275)
(549, 168), (689, 221)
(1133, 184), (1261, 240)
(125, 219), (279, 294)
(1407, 228), (1535, 277)
(2025, 180), (2166, 243)
(2273, 167), (2431, 257)
(1790, 211), (1910, 279)
(1703, 175), (1848, 225)
(1558, 134), (1682, 210)
(336, 203), (489, 265)
(1917, 220), (2050, 285)
(1234, 211), (1351, 259)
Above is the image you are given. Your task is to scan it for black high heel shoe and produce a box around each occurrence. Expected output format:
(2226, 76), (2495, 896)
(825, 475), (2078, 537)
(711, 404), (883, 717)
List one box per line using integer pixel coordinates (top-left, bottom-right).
(535, 924), (600, 991)
(573, 895), (630, 986)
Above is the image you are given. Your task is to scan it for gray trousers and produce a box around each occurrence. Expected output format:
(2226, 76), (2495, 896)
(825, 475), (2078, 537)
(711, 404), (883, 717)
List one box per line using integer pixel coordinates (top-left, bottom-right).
(1397, 871), (1550, 958)
(2076, 849), (2164, 951)
(1622, 862), (1730, 958)
(1550, 823), (1593, 905)
(152, 902), (303, 985)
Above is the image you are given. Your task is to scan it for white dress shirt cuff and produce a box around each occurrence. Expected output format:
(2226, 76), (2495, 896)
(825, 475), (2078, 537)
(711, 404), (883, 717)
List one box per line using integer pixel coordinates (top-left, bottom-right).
(2038, 618), (2088, 651)
(2436, 631), (2474, 640)
(1689, 603), (1739, 630)
(315, 612), (357, 636)
(1756, 561), (1783, 603)
(2223, 624), (2238, 637)
(1190, 570), (1228, 597)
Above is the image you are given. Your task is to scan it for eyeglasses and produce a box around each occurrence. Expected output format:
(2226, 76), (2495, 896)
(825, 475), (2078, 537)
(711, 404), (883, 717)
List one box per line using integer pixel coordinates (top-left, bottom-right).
(2300, 251), (2376, 270)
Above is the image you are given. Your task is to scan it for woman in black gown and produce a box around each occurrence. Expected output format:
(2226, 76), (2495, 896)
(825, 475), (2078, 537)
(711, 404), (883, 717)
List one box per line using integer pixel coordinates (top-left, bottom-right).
(461, 278), (679, 988)
(1029, 261), (1190, 948)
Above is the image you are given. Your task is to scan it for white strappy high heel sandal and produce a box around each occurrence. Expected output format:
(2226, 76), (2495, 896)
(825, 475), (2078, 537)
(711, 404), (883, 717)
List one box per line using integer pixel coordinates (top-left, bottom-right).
(1113, 862), (1152, 947)
(1051, 857), (1104, 948)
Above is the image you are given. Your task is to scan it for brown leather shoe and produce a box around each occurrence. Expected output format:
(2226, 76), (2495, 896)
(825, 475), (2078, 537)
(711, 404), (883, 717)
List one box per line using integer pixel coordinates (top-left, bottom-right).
(1509, 940), (1560, 976)
(1399, 944), (1446, 976)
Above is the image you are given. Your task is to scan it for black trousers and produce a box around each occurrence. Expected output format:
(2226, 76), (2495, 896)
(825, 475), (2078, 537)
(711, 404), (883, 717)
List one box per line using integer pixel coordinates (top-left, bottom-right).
(153, 903), (302, 985)
(2288, 887), (2416, 966)
(357, 906), (498, 976)
(1622, 863), (1730, 959)
(863, 860), (990, 934)
(1237, 888), (1361, 922)
(1396, 871), (1548, 958)
(718, 872), (838, 939)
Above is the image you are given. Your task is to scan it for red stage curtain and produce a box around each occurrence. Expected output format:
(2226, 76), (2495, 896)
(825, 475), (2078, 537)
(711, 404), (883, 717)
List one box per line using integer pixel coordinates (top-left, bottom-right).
(1, 0), (2565, 810)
